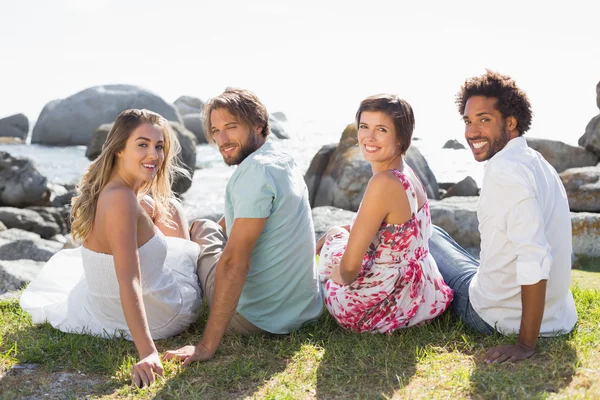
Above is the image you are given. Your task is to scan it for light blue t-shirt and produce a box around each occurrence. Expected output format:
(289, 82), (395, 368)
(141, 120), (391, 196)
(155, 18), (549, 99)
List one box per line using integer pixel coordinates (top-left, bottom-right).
(225, 140), (323, 333)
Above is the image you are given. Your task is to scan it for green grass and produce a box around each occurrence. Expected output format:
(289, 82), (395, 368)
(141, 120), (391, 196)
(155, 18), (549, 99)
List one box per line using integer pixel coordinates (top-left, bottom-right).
(1, 260), (599, 399)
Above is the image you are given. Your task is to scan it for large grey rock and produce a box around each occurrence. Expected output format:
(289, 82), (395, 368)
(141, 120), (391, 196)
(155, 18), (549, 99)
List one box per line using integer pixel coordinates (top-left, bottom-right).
(0, 113), (28, 140)
(311, 206), (356, 242)
(526, 137), (598, 173)
(429, 197), (480, 249)
(442, 139), (465, 150)
(571, 212), (600, 257)
(32, 85), (183, 146)
(305, 143), (337, 207)
(405, 146), (440, 201)
(182, 113), (206, 143)
(0, 229), (63, 262)
(28, 206), (70, 235)
(578, 114), (600, 158)
(271, 111), (287, 122)
(174, 95), (204, 116)
(0, 207), (61, 238)
(85, 122), (197, 195)
(0, 151), (50, 208)
(269, 116), (290, 139)
(170, 122), (198, 194)
(85, 123), (112, 160)
(560, 166), (600, 212)
(312, 124), (439, 212)
(443, 176), (479, 198)
(0, 259), (46, 293)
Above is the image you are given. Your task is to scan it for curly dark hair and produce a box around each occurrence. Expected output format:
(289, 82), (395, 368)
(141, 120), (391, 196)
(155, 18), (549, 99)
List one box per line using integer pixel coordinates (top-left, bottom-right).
(456, 70), (533, 135)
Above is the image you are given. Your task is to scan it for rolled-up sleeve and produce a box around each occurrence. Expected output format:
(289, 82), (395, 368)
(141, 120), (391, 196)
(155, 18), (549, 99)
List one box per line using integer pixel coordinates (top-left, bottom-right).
(230, 163), (275, 219)
(486, 168), (552, 285)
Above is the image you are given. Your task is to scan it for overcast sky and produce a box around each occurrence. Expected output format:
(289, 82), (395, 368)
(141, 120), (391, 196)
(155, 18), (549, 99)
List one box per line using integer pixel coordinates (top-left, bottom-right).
(1, 0), (598, 145)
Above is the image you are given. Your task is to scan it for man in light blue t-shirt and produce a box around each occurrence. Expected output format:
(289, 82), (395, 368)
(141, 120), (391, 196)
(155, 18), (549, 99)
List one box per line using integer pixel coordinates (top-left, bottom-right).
(164, 88), (322, 366)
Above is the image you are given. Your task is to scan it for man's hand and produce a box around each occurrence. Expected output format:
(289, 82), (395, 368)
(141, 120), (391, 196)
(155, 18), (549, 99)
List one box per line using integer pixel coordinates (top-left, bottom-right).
(162, 343), (216, 367)
(132, 352), (164, 388)
(485, 342), (535, 364)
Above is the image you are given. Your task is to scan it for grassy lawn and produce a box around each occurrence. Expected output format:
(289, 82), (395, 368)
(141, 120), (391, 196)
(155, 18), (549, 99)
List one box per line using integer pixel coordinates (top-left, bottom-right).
(1, 259), (599, 399)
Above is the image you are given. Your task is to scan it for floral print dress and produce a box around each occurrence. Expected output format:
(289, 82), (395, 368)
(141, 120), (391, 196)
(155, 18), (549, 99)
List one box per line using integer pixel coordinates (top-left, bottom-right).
(318, 168), (454, 333)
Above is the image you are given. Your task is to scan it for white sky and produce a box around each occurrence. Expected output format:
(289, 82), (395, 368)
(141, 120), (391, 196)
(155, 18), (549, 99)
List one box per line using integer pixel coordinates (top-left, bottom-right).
(1, 0), (599, 145)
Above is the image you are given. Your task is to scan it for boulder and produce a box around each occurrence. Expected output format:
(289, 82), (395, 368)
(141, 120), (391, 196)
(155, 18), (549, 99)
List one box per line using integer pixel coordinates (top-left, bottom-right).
(526, 137), (598, 173)
(174, 95), (204, 116)
(28, 206), (70, 235)
(0, 259), (46, 293)
(560, 166), (600, 212)
(183, 113), (206, 143)
(305, 143), (337, 207)
(85, 123), (112, 160)
(0, 113), (28, 140)
(170, 122), (198, 194)
(597, 81), (600, 110)
(443, 176), (479, 198)
(311, 124), (439, 212)
(429, 197), (480, 249)
(311, 206), (356, 242)
(86, 122), (197, 195)
(438, 182), (456, 191)
(0, 207), (61, 238)
(0, 151), (50, 208)
(0, 229), (63, 262)
(405, 146), (440, 201)
(442, 139), (466, 150)
(269, 116), (290, 139)
(31, 85), (183, 146)
(571, 212), (600, 257)
(0, 137), (23, 144)
(578, 114), (600, 158)
(271, 111), (287, 122)
(49, 184), (77, 208)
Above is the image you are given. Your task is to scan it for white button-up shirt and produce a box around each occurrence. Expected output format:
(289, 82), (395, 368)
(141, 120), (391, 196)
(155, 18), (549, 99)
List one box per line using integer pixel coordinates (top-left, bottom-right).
(469, 136), (577, 336)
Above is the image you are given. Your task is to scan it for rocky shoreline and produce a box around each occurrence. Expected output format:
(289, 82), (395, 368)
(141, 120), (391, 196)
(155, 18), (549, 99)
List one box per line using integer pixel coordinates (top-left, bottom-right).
(1, 82), (599, 297)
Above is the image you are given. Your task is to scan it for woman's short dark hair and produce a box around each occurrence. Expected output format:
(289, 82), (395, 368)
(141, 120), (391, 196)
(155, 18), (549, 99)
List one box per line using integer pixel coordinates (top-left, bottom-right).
(456, 70), (533, 135)
(355, 94), (415, 154)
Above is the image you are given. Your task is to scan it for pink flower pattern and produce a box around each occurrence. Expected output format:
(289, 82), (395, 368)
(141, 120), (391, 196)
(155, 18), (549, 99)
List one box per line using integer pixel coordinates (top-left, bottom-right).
(318, 169), (454, 333)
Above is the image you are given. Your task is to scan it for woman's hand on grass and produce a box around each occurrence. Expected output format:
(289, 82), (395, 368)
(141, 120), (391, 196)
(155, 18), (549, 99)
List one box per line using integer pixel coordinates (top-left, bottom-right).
(485, 343), (535, 364)
(163, 343), (216, 366)
(132, 351), (164, 388)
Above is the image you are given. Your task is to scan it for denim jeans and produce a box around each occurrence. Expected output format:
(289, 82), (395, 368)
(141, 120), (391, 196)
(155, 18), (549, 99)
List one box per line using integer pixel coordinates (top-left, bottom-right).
(429, 225), (495, 335)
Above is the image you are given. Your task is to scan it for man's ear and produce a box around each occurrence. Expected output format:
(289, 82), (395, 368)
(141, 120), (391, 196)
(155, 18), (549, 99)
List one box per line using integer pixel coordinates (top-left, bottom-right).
(254, 125), (263, 136)
(507, 116), (518, 132)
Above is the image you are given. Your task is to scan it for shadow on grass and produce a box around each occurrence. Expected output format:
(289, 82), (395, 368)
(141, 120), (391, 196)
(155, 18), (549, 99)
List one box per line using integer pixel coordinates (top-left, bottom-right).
(468, 333), (578, 399)
(313, 312), (421, 399)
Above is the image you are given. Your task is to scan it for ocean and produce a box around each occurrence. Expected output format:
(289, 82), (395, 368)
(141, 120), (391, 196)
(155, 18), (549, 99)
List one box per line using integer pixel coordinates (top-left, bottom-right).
(0, 119), (484, 221)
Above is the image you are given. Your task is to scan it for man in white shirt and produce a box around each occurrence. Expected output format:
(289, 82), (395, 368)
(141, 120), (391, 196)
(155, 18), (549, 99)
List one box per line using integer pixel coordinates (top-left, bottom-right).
(430, 70), (577, 364)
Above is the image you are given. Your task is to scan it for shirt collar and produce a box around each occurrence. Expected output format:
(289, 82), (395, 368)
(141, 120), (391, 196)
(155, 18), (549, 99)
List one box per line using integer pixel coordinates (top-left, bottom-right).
(485, 136), (527, 166)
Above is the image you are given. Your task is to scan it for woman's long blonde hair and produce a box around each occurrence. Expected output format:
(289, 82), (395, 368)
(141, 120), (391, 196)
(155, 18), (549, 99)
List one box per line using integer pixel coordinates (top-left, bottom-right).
(70, 109), (189, 243)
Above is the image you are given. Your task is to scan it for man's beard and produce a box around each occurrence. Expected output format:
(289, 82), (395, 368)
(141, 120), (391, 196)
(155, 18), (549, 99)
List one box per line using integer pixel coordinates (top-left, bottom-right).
(223, 132), (258, 166)
(485, 121), (511, 161)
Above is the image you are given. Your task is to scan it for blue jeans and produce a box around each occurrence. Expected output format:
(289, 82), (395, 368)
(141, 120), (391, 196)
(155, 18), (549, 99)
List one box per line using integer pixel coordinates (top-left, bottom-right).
(429, 225), (495, 335)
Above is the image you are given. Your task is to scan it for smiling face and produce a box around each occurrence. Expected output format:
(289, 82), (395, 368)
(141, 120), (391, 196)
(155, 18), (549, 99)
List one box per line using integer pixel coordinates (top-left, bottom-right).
(210, 107), (262, 166)
(357, 111), (402, 172)
(462, 96), (518, 162)
(117, 122), (165, 182)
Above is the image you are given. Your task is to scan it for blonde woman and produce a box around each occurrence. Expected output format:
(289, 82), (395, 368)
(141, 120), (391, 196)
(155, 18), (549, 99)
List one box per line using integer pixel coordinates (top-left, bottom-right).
(20, 109), (202, 387)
